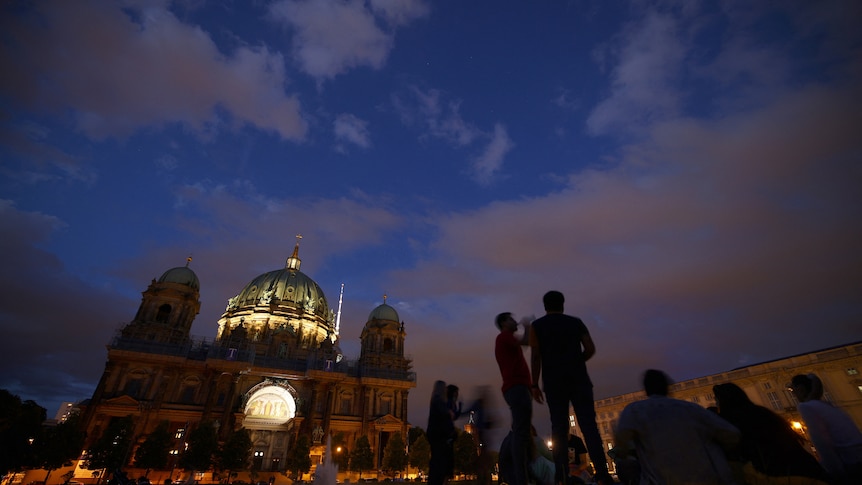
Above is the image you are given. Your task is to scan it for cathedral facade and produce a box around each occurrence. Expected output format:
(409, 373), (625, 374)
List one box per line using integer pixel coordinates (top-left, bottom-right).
(79, 241), (415, 479)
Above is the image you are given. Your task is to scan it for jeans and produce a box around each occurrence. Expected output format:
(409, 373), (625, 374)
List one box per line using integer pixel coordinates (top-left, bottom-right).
(546, 384), (610, 484)
(504, 384), (533, 485)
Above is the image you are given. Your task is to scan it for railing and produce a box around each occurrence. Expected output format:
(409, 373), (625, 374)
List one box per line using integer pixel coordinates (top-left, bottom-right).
(108, 330), (415, 382)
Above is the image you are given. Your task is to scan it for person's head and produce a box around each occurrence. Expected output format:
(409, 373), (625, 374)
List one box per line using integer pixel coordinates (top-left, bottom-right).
(643, 369), (670, 396)
(542, 290), (565, 313)
(447, 384), (459, 401)
(791, 373), (823, 402)
(713, 383), (753, 414)
(495, 312), (515, 331)
(431, 380), (447, 403)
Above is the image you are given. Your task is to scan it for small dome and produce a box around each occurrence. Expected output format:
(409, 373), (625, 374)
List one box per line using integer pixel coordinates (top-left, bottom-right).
(158, 266), (200, 290)
(368, 302), (399, 323)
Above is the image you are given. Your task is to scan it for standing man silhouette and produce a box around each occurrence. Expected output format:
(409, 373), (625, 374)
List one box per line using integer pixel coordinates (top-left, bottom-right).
(495, 312), (534, 485)
(530, 291), (612, 485)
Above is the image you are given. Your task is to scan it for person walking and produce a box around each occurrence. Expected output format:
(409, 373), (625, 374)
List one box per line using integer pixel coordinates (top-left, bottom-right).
(529, 291), (612, 485)
(495, 312), (534, 485)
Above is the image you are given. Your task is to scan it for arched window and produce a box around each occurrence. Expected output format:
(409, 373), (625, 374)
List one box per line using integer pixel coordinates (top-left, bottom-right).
(383, 338), (393, 352)
(155, 304), (171, 323)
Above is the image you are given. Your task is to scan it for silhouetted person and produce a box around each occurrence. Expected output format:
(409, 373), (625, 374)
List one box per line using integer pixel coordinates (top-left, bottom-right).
(495, 312), (534, 485)
(530, 290), (612, 485)
(428, 380), (456, 485)
(791, 373), (862, 484)
(713, 382), (827, 484)
(615, 369), (740, 484)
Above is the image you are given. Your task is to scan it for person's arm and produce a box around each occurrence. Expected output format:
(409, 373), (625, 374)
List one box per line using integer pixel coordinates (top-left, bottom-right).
(529, 324), (544, 403)
(518, 315), (534, 346)
(580, 332), (596, 361)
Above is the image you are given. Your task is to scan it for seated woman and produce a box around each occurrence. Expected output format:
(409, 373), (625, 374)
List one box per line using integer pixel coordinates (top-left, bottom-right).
(791, 373), (862, 484)
(713, 383), (828, 485)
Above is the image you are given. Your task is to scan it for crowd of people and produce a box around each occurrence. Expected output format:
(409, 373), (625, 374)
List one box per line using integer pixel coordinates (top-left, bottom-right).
(427, 290), (862, 485)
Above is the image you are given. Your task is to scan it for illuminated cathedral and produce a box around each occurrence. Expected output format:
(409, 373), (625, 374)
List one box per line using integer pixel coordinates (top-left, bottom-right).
(78, 238), (415, 479)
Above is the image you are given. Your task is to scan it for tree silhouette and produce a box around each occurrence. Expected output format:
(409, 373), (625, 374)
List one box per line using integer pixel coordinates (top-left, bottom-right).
(179, 421), (218, 473)
(284, 434), (311, 480)
(0, 390), (46, 476)
(134, 421), (172, 476)
(382, 433), (407, 477)
(215, 428), (252, 482)
(407, 434), (430, 475)
(32, 411), (86, 483)
(349, 435), (373, 479)
(453, 431), (477, 477)
(87, 415), (135, 475)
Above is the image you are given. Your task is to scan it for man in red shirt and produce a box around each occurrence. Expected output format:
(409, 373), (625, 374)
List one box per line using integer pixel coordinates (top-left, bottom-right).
(495, 312), (534, 485)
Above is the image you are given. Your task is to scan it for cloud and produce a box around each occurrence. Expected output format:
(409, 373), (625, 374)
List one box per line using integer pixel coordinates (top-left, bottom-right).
(471, 123), (514, 185)
(391, 78), (862, 409)
(334, 113), (372, 151)
(587, 10), (685, 136)
(0, 1), (307, 141)
(0, 201), (128, 410)
(270, 0), (428, 81)
(369, 0), (430, 27)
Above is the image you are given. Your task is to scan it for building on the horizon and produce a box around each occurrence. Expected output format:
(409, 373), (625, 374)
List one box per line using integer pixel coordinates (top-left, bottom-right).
(571, 341), (862, 473)
(54, 401), (81, 423)
(77, 238), (415, 481)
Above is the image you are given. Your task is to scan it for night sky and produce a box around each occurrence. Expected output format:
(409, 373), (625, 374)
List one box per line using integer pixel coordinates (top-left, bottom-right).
(1, 0), (860, 443)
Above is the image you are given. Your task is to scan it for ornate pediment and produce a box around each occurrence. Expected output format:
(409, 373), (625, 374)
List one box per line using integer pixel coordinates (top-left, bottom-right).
(104, 395), (141, 407)
(373, 413), (401, 426)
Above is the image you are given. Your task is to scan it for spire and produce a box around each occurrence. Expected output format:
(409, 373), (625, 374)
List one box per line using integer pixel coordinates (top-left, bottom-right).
(335, 283), (344, 336)
(285, 234), (302, 271)
(383, 294), (388, 304)
(185, 256), (192, 267)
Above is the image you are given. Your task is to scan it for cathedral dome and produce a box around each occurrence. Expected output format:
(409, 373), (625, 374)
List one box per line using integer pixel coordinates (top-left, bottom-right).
(158, 259), (199, 290)
(368, 301), (399, 323)
(223, 240), (333, 329)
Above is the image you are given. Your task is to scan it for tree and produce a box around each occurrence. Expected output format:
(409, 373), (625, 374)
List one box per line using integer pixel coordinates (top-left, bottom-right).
(407, 427), (426, 448)
(348, 435), (374, 479)
(330, 432), (350, 471)
(453, 430), (477, 477)
(215, 428), (252, 482)
(0, 390), (46, 476)
(32, 412), (87, 483)
(381, 433), (407, 477)
(87, 415), (135, 475)
(284, 435), (311, 480)
(179, 421), (218, 473)
(133, 421), (172, 476)
(407, 434), (430, 475)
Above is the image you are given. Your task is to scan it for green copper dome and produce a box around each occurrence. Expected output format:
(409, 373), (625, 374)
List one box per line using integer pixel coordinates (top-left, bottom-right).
(158, 260), (200, 290)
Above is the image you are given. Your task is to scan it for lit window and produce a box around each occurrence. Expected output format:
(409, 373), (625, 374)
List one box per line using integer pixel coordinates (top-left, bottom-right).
(767, 391), (782, 411)
(175, 428), (185, 439)
(847, 368), (859, 376)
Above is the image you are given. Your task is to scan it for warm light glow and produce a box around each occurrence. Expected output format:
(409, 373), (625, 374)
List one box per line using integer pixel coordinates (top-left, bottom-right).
(547, 440), (553, 449)
(336, 446), (342, 453)
(791, 421), (803, 430)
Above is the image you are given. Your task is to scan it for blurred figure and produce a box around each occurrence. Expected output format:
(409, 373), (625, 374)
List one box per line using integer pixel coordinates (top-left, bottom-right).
(615, 369), (740, 484)
(530, 291), (612, 485)
(713, 382), (828, 484)
(428, 380), (456, 485)
(529, 425), (555, 485)
(467, 386), (495, 485)
(791, 373), (862, 484)
(495, 312), (534, 485)
(567, 434), (590, 485)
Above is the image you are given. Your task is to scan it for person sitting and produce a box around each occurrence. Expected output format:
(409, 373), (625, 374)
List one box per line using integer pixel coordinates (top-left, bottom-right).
(713, 382), (828, 484)
(791, 373), (862, 484)
(615, 369), (741, 484)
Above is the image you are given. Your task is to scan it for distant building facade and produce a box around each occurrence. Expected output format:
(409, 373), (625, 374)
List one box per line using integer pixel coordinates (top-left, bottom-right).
(573, 342), (862, 473)
(78, 240), (415, 480)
